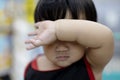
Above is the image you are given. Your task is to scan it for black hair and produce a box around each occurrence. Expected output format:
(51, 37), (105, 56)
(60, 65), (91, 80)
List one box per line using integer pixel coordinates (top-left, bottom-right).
(34, 0), (97, 22)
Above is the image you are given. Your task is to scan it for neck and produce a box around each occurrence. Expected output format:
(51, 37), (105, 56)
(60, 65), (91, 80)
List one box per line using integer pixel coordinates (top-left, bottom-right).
(37, 55), (61, 71)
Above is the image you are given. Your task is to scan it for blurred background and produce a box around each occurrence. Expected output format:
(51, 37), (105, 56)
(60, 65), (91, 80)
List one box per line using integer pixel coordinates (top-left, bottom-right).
(0, 0), (119, 80)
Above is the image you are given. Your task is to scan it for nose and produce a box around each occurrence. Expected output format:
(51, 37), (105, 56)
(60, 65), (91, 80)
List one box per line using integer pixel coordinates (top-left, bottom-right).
(56, 44), (69, 52)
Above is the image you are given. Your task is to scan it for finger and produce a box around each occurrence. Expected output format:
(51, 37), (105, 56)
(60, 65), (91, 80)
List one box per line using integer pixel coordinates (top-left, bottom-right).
(34, 22), (41, 29)
(30, 39), (43, 46)
(28, 31), (37, 36)
(35, 22), (46, 30)
(25, 35), (39, 44)
(26, 44), (36, 50)
(25, 39), (32, 44)
(25, 39), (40, 50)
(34, 22), (42, 27)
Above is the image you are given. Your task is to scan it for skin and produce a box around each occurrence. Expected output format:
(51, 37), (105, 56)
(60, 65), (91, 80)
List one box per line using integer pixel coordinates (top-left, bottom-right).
(42, 12), (86, 68)
(43, 41), (85, 67)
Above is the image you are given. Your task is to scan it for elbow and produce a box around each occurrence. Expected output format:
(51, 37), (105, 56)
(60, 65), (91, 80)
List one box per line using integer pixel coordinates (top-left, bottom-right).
(97, 26), (114, 48)
(101, 27), (114, 48)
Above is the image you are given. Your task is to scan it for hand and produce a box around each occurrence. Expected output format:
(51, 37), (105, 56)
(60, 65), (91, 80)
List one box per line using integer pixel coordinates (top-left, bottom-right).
(25, 21), (56, 50)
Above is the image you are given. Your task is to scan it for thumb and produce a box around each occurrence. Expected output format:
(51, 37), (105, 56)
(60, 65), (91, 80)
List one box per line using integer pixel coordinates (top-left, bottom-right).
(34, 22), (42, 27)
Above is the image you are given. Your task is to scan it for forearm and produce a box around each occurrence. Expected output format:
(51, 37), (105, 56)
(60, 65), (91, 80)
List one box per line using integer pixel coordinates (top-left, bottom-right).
(55, 19), (113, 48)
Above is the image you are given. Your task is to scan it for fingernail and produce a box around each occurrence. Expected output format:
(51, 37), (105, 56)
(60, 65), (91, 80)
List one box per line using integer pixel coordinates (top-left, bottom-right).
(36, 40), (40, 43)
(26, 48), (30, 50)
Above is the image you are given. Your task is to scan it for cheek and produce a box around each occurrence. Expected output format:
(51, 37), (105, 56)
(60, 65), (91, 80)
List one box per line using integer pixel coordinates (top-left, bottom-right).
(43, 46), (56, 57)
(70, 46), (85, 59)
(44, 45), (55, 53)
(71, 50), (84, 58)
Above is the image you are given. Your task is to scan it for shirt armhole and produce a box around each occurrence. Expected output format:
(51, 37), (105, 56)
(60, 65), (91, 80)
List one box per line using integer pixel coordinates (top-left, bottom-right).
(24, 62), (31, 78)
(84, 58), (95, 80)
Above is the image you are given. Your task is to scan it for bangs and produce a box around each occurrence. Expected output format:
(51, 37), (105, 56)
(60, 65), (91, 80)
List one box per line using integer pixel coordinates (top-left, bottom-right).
(34, 0), (97, 22)
(34, 0), (67, 22)
(67, 0), (97, 21)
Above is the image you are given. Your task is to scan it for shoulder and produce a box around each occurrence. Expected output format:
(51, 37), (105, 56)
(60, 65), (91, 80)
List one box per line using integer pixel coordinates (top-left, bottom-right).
(24, 55), (57, 71)
(24, 55), (43, 77)
(24, 61), (32, 78)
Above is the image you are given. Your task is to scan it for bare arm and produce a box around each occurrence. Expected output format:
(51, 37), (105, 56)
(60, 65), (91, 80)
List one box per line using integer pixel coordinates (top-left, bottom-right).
(25, 19), (114, 73)
(55, 19), (114, 72)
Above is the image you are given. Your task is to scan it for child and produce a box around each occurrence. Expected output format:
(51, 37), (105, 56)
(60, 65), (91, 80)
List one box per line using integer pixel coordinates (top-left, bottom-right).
(24, 0), (114, 80)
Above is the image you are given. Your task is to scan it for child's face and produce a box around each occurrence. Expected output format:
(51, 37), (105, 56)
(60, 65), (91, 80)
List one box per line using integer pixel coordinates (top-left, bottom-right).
(43, 40), (85, 67)
(43, 11), (86, 67)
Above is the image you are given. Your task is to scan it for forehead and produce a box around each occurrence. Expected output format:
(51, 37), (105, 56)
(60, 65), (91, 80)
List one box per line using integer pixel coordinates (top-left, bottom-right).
(65, 10), (86, 19)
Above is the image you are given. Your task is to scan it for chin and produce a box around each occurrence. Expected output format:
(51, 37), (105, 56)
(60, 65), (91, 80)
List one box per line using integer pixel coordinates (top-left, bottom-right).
(56, 62), (72, 68)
